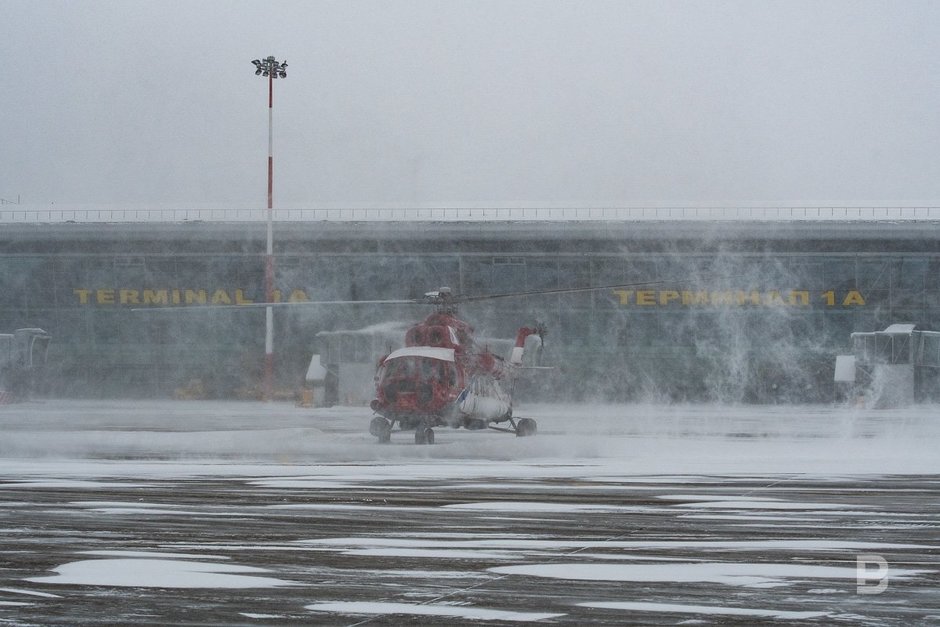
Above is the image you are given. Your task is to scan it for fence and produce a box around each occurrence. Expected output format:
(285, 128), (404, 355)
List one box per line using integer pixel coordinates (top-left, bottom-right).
(2, 205), (940, 223)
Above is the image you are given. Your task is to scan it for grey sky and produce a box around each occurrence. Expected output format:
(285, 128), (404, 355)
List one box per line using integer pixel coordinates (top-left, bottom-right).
(1, 0), (938, 207)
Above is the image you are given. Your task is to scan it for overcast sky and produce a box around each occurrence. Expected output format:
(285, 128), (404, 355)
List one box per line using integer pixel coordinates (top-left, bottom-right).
(1, 0), (938, 207)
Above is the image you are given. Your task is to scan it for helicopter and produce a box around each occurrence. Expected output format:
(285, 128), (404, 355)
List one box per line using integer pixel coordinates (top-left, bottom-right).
(358, 279), (677, 444)
(367, 287), (546, 444)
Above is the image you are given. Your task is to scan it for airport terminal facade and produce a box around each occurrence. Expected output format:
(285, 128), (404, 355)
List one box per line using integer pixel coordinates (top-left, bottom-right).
(2, 219), (940, 403)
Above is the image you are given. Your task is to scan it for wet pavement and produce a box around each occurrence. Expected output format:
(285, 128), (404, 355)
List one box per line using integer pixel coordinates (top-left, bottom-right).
(0, 401), (939, 625)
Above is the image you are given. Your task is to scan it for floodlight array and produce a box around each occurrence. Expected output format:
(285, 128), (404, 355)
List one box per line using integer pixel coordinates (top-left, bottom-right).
(251, 56), (288, 78)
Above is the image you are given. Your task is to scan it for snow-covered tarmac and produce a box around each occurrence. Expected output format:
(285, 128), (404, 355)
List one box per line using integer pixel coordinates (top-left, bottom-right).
(1, 400), (939, 624)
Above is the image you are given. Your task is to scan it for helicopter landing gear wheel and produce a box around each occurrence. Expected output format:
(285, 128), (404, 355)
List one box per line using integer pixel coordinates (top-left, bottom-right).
(515, 418), (537, 437)
(369, 416), (392, 443)
(415, 426), (435, 445)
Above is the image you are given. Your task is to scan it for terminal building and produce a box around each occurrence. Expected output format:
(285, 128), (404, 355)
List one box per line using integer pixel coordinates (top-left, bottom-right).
(2, 216), (940, 403)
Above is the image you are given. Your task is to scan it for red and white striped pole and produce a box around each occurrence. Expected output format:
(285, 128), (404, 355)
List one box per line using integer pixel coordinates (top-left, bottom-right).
(252, 56), (287, 401)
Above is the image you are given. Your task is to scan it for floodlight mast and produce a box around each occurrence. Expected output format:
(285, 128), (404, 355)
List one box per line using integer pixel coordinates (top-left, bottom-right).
(252, 55), (287, 401)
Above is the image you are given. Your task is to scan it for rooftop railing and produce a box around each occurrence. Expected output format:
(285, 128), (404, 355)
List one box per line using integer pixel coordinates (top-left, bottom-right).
(2, 204), (940, 223)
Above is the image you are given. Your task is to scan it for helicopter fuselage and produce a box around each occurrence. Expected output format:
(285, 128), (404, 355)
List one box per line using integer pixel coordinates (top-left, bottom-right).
(369, 312), (537, 438)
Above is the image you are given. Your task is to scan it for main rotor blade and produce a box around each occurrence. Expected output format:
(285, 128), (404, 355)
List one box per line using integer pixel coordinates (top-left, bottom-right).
(455, 279), (667, 304)
(131, 299), (419, 312)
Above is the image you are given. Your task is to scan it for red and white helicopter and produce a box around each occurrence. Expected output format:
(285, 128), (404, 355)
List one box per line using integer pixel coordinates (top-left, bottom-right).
(360, 279), (673, 444)
(368, 287), (546, 444)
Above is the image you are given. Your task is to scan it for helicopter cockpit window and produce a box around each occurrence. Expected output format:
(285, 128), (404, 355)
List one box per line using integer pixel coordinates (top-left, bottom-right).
(384, 358), (415, 378)
(420, 359), (435, 379)
(383, 356), (455, 387)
